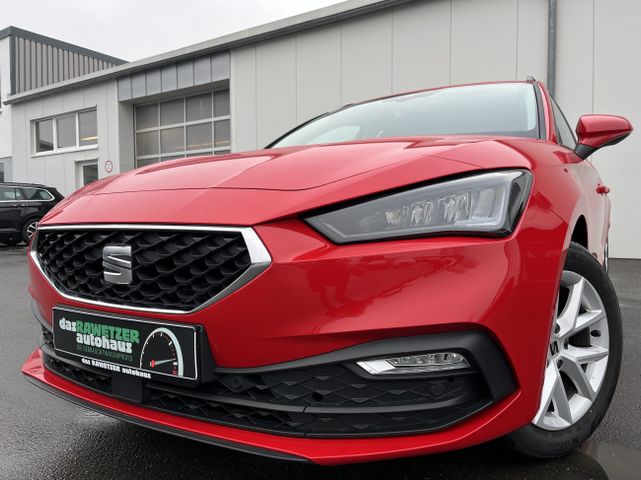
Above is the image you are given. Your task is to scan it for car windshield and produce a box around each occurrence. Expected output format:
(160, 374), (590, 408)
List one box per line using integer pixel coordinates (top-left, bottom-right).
(270, 83), (539, 148)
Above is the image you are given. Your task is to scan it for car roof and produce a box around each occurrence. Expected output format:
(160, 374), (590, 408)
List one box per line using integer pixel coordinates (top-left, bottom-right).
(0, 182), (52, 188)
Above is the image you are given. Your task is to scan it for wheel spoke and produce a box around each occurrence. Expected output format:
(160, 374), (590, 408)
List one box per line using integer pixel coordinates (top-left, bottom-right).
(560, 354), (597, 401)
(575, 309), (606, 332)
(557, 278), (585, 337)
(533, 362), (558, 426)
(563, 345), (608, 365)
(551, 371), (573, 424)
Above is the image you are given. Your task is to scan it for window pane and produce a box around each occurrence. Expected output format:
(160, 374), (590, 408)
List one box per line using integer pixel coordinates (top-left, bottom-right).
(161, 155), (184, 161)
(22, 188), (53, 200)
(214, 119), (231, 148)
(82, 164), (99, 185)
(272, 83), (539, 148)
(35, 119), (54, 152)
(136, 131), (159, 156)
(137, 158), (159, 168)
(160, 99), (184, 126)
(214, 90), (230, 117)
(551, 98), (577, 150)
(186, 93), (212, 122)
(215, 150), (231, 156)
(0, 187), (15, 201)
(79, 110), (98, 146)
(160, 127), (184, 153)
(136, 104), (158, 130)
(0, 162), (4, 182)
(186, 123), (213, 151)
(56, 115), (76, 148)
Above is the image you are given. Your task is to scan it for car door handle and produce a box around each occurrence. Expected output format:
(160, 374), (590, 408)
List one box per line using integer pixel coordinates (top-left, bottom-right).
(596, 185), (610, 195)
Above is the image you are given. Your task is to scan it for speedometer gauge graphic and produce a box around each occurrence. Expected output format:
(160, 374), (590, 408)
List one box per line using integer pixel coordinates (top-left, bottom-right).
(140, 327), (184, 377)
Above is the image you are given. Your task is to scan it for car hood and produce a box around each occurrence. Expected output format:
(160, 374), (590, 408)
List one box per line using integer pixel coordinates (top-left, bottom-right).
(43, 136), (532, 226)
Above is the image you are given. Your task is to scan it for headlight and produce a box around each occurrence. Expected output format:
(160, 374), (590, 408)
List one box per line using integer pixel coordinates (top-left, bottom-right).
(306, 170), (532, 243)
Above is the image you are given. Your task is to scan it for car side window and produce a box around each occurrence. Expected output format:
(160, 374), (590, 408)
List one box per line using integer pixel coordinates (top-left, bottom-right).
(0, 187), (16, 201)
(551, 98), (577, 150)
(21, 187), (54, 201)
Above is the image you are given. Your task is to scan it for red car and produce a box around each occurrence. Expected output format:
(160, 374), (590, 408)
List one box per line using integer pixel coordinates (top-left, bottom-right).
(22, 80), (632, 465)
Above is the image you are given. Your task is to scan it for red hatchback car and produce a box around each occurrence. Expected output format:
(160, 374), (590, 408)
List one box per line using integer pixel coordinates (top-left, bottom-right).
(23, 80), (632, 465)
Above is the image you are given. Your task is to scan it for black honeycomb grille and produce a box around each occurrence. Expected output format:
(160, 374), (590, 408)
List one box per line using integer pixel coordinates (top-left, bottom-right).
(35, 228), (251, 311)
(205, 364), (476, 408)
(44, 354), (112, 394)
(143, 364), (490, 437)
(42, 337), (491, 437)
(145, 380), (489, 437)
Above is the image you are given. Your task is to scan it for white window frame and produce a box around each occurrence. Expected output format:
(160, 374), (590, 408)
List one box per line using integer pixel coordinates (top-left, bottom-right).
(76, 160), (99, 188)
(134, 90), (231, 167)
(31, 108), (98, 157)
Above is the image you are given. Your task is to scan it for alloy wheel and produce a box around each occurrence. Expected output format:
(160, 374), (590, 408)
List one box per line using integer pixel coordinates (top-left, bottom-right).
(27, 221), (38, 239)
(533, 270), (610, 431)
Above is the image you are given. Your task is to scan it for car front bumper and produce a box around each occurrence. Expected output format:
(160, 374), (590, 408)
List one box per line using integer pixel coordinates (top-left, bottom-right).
(23, 202), (568, 464)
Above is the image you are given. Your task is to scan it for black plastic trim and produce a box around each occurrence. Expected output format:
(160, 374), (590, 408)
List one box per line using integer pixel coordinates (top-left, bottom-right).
(532, 82), (546, 140)
(575, 132), (631, 159)
(31, 299), (51, 332)
(215, 330), (516, 403)
(23, 373), (308, 463)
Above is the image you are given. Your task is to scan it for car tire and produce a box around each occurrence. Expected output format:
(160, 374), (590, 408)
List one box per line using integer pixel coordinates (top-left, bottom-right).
(0, 237), (20, 247)
(21, 218), (40, 245)
(506, 241), (622, 458)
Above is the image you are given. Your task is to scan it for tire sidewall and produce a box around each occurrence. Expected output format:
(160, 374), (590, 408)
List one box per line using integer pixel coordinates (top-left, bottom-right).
(508, 242), (623, 458)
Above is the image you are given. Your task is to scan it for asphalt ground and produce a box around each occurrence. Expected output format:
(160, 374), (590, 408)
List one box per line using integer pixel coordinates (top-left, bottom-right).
(1, 245), (640, 479)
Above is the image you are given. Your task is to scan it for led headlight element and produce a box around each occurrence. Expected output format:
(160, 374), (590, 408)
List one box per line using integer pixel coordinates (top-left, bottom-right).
(306, 170), (532, 243)
(357, 352), (470, 375)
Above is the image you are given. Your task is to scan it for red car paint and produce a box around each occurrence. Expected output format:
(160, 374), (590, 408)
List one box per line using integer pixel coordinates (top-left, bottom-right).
(576, 114), (633, 150)
(22, 81), (629, 464)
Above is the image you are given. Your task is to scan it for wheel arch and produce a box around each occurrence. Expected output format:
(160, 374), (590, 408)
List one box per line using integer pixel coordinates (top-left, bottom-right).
(571, 215), (589, 250)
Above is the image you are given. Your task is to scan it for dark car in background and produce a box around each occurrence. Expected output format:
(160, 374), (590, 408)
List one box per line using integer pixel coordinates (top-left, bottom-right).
(0, 183), (64, 246)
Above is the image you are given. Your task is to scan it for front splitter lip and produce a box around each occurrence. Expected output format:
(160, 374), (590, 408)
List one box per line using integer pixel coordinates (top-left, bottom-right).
(22, 349), (522, 465)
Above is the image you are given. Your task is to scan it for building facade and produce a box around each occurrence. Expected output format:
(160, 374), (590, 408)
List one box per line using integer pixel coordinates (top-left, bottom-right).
(3, 0), (641, 258)
(0, 26), (125, 183)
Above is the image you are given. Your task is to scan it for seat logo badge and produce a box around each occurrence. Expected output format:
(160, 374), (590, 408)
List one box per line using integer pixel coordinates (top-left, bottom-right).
(102, 245), (133, 285)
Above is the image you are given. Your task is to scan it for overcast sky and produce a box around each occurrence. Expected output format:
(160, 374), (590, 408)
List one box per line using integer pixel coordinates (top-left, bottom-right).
(2, 0), (346, 61)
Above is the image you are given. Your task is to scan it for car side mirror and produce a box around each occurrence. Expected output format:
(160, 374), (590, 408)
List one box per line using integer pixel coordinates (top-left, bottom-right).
(574, 114), (633, 159)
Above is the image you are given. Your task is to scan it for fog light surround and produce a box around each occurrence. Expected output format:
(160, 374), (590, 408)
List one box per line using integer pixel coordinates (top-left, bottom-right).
(357, 352), (470, 375)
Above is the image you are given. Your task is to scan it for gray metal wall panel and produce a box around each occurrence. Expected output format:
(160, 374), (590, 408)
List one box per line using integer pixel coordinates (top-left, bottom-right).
(118, 76), (132, 101)
(10, 32), (121, 94)
(255, 37), (297, 147)
(194, 56), (211, 85)
(130, 72), (146, 98)
(230, 47), (257, 152)
(392, 0), (451, 92)
(211, 53), (230, 82)
(117, 52), (230, 101)
(590, 0), (641, 258)
(341, 13), (393, 103)
(450, 0), (518, 83)
(146, 69), (162, 95)
(295, 26), (341, 123)
(161, 65), (177, 92)
(177, 61), (194, 89)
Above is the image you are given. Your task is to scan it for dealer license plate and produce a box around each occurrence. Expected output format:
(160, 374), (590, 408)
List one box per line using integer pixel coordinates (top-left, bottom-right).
(52, 307), (198, 380)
